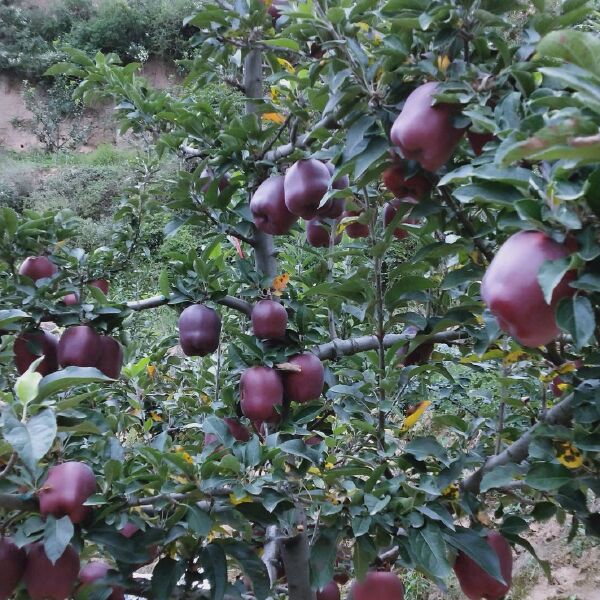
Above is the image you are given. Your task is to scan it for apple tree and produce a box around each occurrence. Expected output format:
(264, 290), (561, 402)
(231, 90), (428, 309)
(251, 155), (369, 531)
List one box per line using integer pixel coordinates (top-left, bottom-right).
(2, 1), (600, 599)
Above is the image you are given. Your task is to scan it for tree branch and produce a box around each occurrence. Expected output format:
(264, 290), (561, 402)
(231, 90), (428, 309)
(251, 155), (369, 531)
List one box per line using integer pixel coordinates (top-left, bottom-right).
(0, 493), (38, 512)
(281, 511), (315, 600)
(313, 330), (464, 361)
(262, 525), (281, 587)
(462, 392), (576, 494)
(126, 294), (253, 317)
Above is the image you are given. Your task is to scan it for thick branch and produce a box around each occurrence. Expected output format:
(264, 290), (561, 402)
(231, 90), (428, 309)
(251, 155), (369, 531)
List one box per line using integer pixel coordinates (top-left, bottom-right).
(262, 115), (337, 162)
(462, 392), (576, 494)
(313, 330), (464, 361)
(0, 493), (38, 512)
(281, 531), (315, 600)
(126, 294), (252, 317)
(262, 525), (281, 587)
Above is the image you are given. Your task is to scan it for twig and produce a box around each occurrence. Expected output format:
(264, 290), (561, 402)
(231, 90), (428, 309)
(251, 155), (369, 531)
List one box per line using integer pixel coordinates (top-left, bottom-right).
(126, 293), (252, 317)
(0, 453), (18, 480)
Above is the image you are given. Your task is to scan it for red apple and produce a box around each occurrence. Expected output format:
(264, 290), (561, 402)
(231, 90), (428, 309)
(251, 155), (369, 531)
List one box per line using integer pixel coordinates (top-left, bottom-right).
(282, 353), (324, 403)
(467, 130), (496, 156)
(57, 325), (102, 368)
(350, 570), (404, 600)
(18, 256), (58, 282)
(24, 543), (80, 600)
(383, 198), (418, 240)
(266, 0), (289, 19)
(14, 330), (59, 376)
(324, 162), (350, 191)
(0, 536), (26, 600)
(240, 366), (283, 422)
(453, 531), (513, 600)
(252, 299), (288, 340)
(382, 164), (430, 199)
(250, 176), (298, 235)
(306, 219), (341, 248)
(79, 561), (124, 600)
(95, 336), (123, 379)
(317, 580), (340, 600)
(481, 230), (576, 347)
(396, 326), (434, 366)
(119, 522), (139, 539)
(305, 435), (321, 446)
(284, 159), (332, 219)
(316, 198), (345, 219)
(342, 211), (370, 238)
(62, 293), (79, 306)
(333, 571), (350, 585)
(205, 417), (251, 447)
(200, 167), (229, 193)
(61, 279), (109, 305)
(39, 461), (96, 524)
(390, 81), (465, 172)
(178, 304), (221, 357)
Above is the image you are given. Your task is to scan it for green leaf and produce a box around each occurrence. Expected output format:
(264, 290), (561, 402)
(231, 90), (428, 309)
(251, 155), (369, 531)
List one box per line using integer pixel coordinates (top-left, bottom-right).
(537, 29), (600, 78)
(15, 369), (43, 405)
(405, 437), (449, 465)
(36, 367), (113, 401)
(353, 535), (376, 581)
(408, 522), (452, 579)
(0, 309), (29, 329)
(44, 516), (74, 565)
(218, 540), (270, 600)
(158, 270), (171, 297)
(263, 39), (300, 52)
(526, 463), (573, 491)
(444, 528), (505, 585)
(310, 529), (340, 589)
(556, 295), (595, 349)
(480, 464), (524, 493)
(186, 506), (213, 536)
(538, 257), (572, 304)
(151, 558), (186, 600)
(277, 440), (319, 463)
(2, 409), (57, 472)
(200, 544), (227, 600)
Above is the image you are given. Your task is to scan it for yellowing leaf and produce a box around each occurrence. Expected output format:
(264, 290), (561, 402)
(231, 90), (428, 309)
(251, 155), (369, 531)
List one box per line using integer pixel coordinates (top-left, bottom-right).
(150, 411), (163, 422)
(272, 272), (289, 292)
(357, 22), (370, 32)
(556, 442), (583, 469)
(557, 361), (579, 375)
(146, 364), (156, 378)
(200, 393), (211, 405)
(308, 466), (322, 475)
(262, 112), (286, 124)
(178, 451), (194, 464)
(325, 462), (335, 470)
(269, 86), (279, 102)
(503, 350), (528, 365)
(171, 475), (188, 484)
(276, 58), (295, 74)
(229, 493), (253, 506)
(441, 483), (459, 500)
(373, 33), (382, 46)
(437, 55), (451, 72)
(400, 401), (431, 432)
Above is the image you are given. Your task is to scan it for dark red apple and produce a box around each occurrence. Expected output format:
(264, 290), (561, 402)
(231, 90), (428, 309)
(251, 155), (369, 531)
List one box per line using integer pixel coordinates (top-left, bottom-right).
(282, 353), (324, 404)
(57, 325), (102, 368)
(333, 571), (350, 585)
(250, 176), (298, 235)
(306, 219), (341, 248)
(284, 159), (331, 219)
(382, 164), (430, 199)
(179, 304), (221, 357)
(390, 81), (465, 172)
(39, 461), (96, 524)
(325, 162), (350, 190)
(240, 366), (283, 422)
(205, 417), (251, 447)
(252, 299), (288, 340)
(481, 230), (576, 347)
(305, 435), (321, 446)
(396, 326), (434, 367)
(200, 167), (229, 193)
(467, 130), (496, 156)
(342, 211), (370, 238)
(95, 336), (123, 379)
(119, 523), (139, 539)
(0, 536), (26, 600)
(18, 256), (58, 282)
(14, 330), (59, 376)
(266, 0), (289, 19)
(62, 279), (109, 305)
(453, 531), (513, 600)
(79, 561), (124, 600)
(316, 197), (345, 219)
(350, 570), (404, 600)
(317, 580), (340, 600)
(24, 543), (80, 600)
(383, 198), (418, 240)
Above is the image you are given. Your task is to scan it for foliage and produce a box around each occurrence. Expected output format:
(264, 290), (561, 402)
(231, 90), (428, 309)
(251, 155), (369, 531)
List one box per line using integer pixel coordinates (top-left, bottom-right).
(2, 1), (600, 600)
(10, 79), (93, 153)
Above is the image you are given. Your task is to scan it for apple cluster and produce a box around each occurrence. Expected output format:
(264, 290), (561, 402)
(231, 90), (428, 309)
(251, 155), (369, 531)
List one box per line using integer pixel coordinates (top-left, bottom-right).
(13, 257), (124, 379)
(0, 462), (138, 600)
